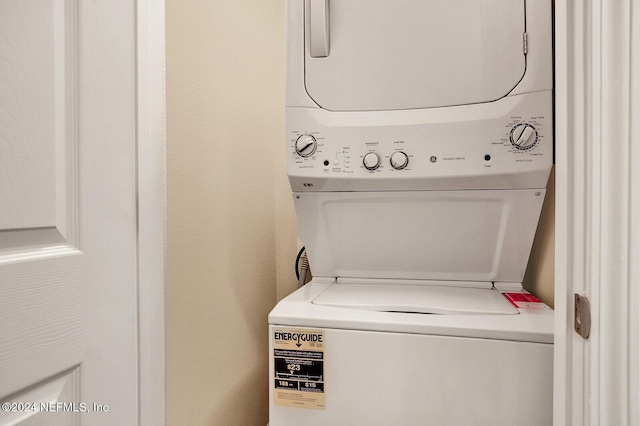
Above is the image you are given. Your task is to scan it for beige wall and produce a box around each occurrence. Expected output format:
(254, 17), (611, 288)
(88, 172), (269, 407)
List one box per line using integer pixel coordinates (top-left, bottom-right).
(166, 1), (297, 425)
(524, 166), (556, 307)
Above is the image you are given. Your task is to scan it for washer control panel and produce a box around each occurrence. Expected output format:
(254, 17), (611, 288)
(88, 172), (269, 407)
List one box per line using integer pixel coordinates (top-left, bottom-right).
(287, 91), (553, 191)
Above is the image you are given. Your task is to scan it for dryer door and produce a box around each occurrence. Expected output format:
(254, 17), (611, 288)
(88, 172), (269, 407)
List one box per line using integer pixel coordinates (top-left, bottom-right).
(304, 0), (527, 111)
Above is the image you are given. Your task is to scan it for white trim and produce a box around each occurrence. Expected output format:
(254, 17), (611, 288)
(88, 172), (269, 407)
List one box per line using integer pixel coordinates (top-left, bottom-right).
(554, 1), (586, 423)
(555, 0), (639, 424)
(136, 0), (166, 425)
(628, 3), (640, 423)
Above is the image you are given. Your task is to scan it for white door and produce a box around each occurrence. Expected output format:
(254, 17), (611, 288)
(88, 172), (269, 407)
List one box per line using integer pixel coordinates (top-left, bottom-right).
(0, 1), (163, 425)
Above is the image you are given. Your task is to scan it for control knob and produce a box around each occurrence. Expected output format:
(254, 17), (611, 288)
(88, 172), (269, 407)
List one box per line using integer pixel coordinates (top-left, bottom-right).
(390, 151), (409, 170)
(363, 152), (381, 170)
(295, 134), (317, 157)
(509, 124), (538, 150)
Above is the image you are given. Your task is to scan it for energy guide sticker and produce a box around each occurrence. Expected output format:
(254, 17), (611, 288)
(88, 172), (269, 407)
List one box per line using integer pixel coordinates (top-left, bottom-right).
(273, 328), (325, 410)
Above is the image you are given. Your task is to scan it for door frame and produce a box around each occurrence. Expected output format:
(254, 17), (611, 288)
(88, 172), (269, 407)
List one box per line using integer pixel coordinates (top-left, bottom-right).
(554, 0), (639, 424)
(553, 1), (587, 422)
(137, 0), (166, 425)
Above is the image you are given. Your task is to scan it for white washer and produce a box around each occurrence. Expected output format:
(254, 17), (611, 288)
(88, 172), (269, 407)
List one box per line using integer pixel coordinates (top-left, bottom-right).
(270, 1), (554, 425)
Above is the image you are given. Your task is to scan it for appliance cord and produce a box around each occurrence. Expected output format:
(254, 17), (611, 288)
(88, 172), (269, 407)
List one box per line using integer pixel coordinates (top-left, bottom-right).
(295, 246), (310, 287)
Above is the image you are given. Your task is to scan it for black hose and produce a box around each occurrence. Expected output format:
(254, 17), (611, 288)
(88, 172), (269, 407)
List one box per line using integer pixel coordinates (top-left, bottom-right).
(295, 246), (306, 280)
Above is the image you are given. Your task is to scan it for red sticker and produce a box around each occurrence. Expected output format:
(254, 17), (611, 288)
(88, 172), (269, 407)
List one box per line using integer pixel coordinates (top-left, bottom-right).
(503, 292), (544, 308)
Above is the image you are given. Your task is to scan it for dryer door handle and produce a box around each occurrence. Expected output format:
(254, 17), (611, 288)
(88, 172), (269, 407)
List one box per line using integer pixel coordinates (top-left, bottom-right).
(309, 0), (330, 57)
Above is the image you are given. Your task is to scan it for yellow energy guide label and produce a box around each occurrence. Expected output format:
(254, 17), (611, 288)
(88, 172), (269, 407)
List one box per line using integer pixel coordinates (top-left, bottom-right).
(272, 328), (325, 410)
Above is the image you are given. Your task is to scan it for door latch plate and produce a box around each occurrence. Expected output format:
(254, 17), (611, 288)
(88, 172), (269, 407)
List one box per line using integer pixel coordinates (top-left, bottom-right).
(574, 294), (591, 339)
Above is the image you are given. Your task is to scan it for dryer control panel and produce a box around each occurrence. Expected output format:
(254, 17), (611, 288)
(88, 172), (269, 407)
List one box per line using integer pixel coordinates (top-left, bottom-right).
(287, 91), (552, 192)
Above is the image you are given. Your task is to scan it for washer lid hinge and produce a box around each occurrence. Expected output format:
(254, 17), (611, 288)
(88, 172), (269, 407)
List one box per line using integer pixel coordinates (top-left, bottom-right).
(523, 32), (528, 55)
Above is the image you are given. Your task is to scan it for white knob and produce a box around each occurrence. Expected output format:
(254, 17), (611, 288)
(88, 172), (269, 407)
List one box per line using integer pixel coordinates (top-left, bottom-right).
(390, 151), (409, 170)
(510, 124), (538, 150)
(295, 134), (317, 157)
(363, 152), (381, 170)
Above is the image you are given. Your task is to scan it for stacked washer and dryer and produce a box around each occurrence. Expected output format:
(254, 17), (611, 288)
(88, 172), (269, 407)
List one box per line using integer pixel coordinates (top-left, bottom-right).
(269, 1), (554, 425)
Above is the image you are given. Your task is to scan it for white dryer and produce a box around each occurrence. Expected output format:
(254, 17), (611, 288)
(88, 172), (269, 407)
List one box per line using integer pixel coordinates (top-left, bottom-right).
(270, 1), (554, 425)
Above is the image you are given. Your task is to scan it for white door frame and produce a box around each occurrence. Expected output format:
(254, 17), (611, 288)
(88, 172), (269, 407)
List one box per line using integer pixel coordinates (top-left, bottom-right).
(554, 1), (639, 425)
(136, 0), (166, 425)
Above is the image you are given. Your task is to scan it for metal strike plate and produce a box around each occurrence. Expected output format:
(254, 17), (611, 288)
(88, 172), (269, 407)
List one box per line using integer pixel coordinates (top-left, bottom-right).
(574, 294), (591, 339)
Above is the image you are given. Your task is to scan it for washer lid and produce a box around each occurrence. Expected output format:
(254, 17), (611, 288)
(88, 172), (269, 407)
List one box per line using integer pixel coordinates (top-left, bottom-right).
(305, 0), (527, 111)
(312, 282), (519, 315)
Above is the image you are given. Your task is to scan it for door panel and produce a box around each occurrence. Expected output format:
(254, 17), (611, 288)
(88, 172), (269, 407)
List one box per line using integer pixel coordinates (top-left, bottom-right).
(0, 0), (140, 424)
(0, 0), (58, 229)
(0, 256), (83, 399)
(0, 0), (84, 410)
(2, 368), (80, 426)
